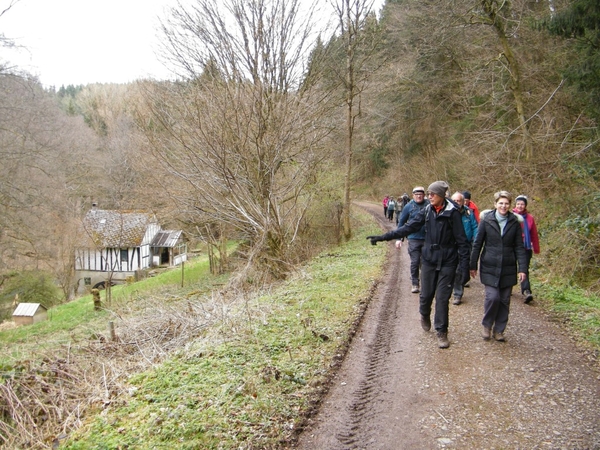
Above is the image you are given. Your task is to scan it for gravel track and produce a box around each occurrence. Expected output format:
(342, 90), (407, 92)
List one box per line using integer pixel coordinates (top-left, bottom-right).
(295, 201), (600, 449)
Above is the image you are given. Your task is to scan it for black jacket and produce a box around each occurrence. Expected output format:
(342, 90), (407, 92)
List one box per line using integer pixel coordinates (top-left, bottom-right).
(380, 199), (470, 274)
(470, 210), (528, 288)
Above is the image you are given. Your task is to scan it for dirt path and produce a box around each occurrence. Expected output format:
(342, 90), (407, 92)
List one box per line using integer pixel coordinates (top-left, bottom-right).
(295, 201), (600, 449)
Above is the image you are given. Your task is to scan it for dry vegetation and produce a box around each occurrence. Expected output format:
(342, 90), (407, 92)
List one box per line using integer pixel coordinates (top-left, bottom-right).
(1, 289), (246, 448)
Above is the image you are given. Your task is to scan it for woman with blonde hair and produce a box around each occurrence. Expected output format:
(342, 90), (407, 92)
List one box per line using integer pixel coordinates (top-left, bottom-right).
(470, 191), (528, 342)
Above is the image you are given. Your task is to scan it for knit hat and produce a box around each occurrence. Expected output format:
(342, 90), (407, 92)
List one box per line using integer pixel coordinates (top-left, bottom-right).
(515, 195), (528, 206)
(427, 181), (449, 198)
(463, 191), (471, 199)
(412, 186), (425, 194)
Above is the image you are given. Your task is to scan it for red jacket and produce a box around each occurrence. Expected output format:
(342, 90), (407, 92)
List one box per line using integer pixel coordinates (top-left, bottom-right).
(513, 209), (540, 254)
(466, 200), (480, 223)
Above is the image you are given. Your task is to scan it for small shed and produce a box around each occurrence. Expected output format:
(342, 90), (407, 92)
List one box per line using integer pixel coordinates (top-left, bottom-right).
(12, 303), (48, 326)
(150, 230), (187, 267)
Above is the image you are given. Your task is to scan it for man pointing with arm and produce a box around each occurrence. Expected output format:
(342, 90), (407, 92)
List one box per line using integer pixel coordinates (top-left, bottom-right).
(367, 181), (471, 349)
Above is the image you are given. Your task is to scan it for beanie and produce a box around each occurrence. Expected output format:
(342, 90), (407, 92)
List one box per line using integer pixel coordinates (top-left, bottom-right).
(427, 181), (449, 198)
(463, 191), (471, 200)
(515, 195), (528, 206)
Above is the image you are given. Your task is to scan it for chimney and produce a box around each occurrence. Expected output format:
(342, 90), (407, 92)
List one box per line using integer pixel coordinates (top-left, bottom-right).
(92, 202), (98, 211)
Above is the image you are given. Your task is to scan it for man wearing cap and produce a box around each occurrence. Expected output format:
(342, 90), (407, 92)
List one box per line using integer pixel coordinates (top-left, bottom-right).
(397, 186), (429, 293)
(367, 181), (471, 348)
(463, 191), (480, 223)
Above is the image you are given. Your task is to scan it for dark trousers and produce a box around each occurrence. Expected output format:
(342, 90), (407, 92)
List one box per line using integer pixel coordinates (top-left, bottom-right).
(520, 249), (533, 294)
(453, 243), (472, 298)
(407, 239), (425, 286)
(482, 285), (512, 333)
(419, 262), (456, 333)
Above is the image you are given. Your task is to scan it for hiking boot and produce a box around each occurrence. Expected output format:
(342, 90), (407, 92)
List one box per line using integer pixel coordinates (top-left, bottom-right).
(411, 285), (420, 294)
(420, 314), (431, 331)
(464, 282), (471, 288)
(452, 296), (462, 305)
(482, 327), (491, 341)
(437, 332), (450, 348)
(493, 331), (506, 342)
(524, 290), (533, 304)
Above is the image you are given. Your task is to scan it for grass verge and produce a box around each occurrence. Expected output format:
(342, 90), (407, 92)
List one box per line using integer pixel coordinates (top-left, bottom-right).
(61, 210), (386, 449)
(535, 280), (600, 349)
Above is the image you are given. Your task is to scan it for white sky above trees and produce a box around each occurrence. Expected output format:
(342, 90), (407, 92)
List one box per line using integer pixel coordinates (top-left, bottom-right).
(2, 0), (383, 88)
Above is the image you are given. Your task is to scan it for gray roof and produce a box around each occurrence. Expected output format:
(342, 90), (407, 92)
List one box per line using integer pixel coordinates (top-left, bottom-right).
(81, 209), (157, 247)
(151, 230), (183, 248)
(13, 303), (47, 317)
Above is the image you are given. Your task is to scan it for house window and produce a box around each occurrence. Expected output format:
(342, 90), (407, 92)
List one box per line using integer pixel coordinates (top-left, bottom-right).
(120, 249), (128, 263)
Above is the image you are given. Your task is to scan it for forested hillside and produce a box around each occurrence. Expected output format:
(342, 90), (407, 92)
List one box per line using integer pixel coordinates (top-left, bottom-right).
(1, 0), (599, 317)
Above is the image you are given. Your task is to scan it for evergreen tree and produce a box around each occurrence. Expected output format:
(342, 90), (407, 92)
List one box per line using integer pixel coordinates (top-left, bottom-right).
(542, 0), (600, 120)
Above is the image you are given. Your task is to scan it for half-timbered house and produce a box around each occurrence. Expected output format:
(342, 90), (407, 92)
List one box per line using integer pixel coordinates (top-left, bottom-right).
(75, 204), (187, 293)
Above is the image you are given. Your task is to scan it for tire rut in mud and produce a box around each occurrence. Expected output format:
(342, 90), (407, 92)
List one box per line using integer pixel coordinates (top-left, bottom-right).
(335, 246), (401, 447)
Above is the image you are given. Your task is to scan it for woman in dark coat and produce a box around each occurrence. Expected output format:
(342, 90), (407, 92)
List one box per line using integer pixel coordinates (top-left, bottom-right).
(470, 191), (528, 342)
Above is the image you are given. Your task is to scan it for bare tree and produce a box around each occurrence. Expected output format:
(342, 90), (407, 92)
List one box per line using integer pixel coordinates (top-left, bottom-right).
(330, 0), (380, 240)
(0, 74), (101, 299)
(138, 0), (335, 284)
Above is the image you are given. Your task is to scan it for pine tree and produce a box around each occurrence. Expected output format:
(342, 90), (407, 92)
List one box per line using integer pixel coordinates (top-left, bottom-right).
(542, 0), (600, 120)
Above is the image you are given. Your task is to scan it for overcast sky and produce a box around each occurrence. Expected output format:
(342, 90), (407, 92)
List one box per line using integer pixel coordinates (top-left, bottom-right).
(2, 0), (383, 88)
(2, 0), (187, 87)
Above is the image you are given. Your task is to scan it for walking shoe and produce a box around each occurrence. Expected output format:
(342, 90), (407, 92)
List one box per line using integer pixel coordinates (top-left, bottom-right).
(493, 331), (506, 342)
(482, 327), (491, 341)
(452, 296), (462, 305)
(411, 285), (420, 293)
(464, 282), (471, 288)
(420, 314), (431, 331)
(437, 332), (450, 348)
(524, 290), (533, 304)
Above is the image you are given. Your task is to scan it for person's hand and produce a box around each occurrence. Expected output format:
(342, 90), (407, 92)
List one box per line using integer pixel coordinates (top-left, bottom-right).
(366, 235), (383, 246)
(518, 272), (527, 283)
(470, 269), (477, 278)
(395, 240), (402, 249)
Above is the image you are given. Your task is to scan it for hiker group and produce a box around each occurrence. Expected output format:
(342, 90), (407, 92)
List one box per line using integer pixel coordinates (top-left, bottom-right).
(368, 181), (539, 349)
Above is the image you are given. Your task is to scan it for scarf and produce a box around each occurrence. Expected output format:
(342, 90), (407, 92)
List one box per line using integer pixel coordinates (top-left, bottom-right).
(521, 212), (532, 250)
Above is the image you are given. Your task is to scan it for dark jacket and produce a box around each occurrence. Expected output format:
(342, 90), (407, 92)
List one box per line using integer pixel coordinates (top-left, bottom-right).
(381, 199), (470, 274)
(398, 199), (429, 240)
(470, 210), (528, 288)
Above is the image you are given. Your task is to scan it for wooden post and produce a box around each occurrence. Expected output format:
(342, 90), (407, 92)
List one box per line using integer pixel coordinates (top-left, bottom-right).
(109, 321), (116, 341)
(181, 261), (185, 287)
(92, 289), (101, 310)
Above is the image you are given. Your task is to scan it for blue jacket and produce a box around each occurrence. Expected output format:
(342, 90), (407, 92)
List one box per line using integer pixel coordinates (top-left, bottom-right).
(459, 206), (478, 242)
(398, 199), (429, 240)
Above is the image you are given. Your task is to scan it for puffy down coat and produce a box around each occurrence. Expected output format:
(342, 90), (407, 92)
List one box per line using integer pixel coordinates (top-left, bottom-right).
(470, 210), (528, 288)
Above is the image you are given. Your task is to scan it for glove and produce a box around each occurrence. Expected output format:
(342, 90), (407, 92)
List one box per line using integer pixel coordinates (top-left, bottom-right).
(366, 235), (384, 246)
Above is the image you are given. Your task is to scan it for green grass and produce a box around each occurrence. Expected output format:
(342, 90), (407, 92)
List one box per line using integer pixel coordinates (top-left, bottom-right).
(535, 281), (600, 348)
(61, 211), (386, 449)
(0, 248), (231, 363)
